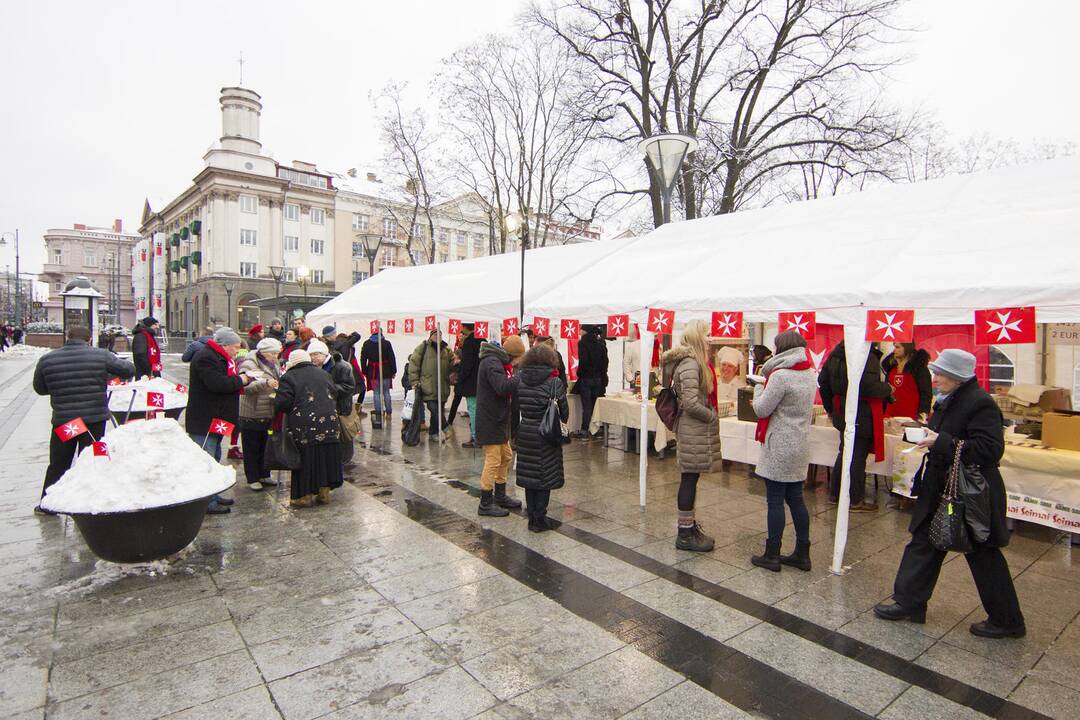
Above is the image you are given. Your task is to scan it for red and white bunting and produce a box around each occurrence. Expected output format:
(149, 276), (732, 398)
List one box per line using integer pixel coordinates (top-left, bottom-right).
(175, 383), (188, 394)
(424, 315), (437, 332)
(474, 321), (489, 339)
(711, 311), (743, 338)
(532, 317), (550, 336)
(974, 306), (1036, 345)
(778, 311), (816, 339)
(866, 309), (914, 342)
(607, 314), (629, 338)
(54, 418), (89, 442)
(146, 391), (165, 409)
(502, 317), (519, 336)
(403, 318), (415, 334)
(210, 418), (236, 437)
(370, 320), (380, 335)
(448, 318), (461, 336)
(647, 308), (674, 335)
(92, 441), (110, 458)
(567, 338), (579, 382)
(386, 320), (396, 335)
(560, 319), (580, 340)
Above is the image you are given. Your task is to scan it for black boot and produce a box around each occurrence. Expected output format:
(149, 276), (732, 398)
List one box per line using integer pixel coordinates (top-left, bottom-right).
(874, 601), (926, 624)
(527, 513), (548, 533)
(478, 490), (509, 517)
(493, 483), (521, 509)
(779, 540), (812, 571)
(675, 523), (715, 552)
(750, 540), (781, 572)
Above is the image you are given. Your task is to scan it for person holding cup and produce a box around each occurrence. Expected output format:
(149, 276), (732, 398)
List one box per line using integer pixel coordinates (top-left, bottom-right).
(875, 349), (1025, 639)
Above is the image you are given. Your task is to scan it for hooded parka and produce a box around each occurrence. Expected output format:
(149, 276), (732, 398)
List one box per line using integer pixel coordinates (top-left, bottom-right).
(661, 346), (721, 473)
(474, 342), (519, 446)
(515, 365), (569, 490)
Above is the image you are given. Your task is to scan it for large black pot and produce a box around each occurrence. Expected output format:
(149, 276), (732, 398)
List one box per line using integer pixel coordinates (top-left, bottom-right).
(67, 490), (222, 563)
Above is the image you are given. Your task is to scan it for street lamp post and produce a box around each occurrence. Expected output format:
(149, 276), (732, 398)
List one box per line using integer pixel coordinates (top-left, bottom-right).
(505, 214), (524, 321)
(638, 133), (698, 226)
(0, 230), (19, 325)
(359, 232), (381, 280)
(223, 280), (236, 329)
(268, 265), (285, 323)
(297, 266), (309, 317)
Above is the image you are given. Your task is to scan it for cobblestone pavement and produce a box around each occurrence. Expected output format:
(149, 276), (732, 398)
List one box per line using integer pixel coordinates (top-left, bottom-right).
(0, 353), (1077, 719)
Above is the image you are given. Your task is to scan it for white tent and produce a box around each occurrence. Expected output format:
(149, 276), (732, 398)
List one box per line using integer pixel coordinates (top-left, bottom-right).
(526, 156), (1080, 573)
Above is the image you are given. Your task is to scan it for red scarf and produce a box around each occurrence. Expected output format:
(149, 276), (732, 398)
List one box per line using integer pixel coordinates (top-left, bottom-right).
(754, 360), (814, 444)
(141, 328), (161, 372)
(206, 339), (238, 377)
(707, 362), (719, 411)
(503, 363), (514, 378)
(831, 395), (886, 462)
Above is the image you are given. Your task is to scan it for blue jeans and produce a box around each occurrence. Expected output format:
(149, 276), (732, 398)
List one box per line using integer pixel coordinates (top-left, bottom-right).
(189, 432), (223, 462)
(764, 479), (810, 545)
(466, 396), (477, 440)
(372, 378), (393, 414)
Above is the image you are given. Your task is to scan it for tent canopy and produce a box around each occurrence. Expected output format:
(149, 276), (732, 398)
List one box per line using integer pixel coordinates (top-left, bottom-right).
(527, 157), (1080, 325)
(307, 236), (636, 331)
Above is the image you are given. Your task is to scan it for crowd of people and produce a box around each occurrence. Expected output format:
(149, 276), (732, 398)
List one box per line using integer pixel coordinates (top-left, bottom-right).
(28, 314), (1026, 639)
(0, 324), (24, 351)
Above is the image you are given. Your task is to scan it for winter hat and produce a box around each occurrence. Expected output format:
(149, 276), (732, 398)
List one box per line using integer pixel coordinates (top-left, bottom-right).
(248, 324), (264, 336)
(286, 349), (311, 369)
(213, 327), (241, 346)
(256, 337), (282, 354)
(270, 317), (283, 326)
(503, 335), (526, 360)
(141, 316), (159, 328)
(929, 349), (976, 381)
(717, 346), (743, 368)
(307, 339), (330, 357)
(321, 325), (336, 337)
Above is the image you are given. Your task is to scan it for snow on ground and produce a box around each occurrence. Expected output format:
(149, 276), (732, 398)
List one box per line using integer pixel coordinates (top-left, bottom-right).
(41, 418), (234, 514)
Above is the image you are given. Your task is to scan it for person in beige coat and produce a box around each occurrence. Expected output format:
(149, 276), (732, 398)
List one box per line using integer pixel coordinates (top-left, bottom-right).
(661, 320), (722, 552)
(238, 337), (283, 491)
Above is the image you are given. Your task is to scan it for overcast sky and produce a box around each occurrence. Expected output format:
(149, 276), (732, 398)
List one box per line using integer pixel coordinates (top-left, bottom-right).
(1, 0), (1077, 275)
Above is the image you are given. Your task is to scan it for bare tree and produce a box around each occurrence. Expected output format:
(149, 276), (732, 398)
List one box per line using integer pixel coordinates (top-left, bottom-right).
(530, 0), (914, 225)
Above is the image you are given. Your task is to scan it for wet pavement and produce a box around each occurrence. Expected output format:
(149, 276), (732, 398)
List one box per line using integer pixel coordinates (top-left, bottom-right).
(0, 352), (1077, 719)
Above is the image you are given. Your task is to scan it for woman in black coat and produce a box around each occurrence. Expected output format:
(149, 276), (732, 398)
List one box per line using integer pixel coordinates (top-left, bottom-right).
(515, 344), (569, 532)
(876, 349), (1025, 638)
(274, 350), (343, 508)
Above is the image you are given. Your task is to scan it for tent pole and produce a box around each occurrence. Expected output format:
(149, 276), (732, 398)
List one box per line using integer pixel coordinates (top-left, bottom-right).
(436, 314), (443, 440)
(830, 323), (871, 575)
(639, 327), (654, 508)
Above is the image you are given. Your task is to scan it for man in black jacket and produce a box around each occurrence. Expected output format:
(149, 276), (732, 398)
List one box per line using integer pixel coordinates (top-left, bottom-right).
(266, 318), (287, 343)
(455, 324), (482, 448)
(360, 330), (397, 426)
(573, 325), (608, 439)
(33, 325), (135, 514)
(186, 327), (252, 514)
(131, 316), (162, 378)
(819, 341), (893, 511)
(475, 337), (524, 516)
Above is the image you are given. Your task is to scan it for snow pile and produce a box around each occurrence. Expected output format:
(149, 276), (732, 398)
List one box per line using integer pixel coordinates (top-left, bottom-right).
(0, 344), (49, 359)
(41, 418), (234, 514)
(108, 377), (189, 412)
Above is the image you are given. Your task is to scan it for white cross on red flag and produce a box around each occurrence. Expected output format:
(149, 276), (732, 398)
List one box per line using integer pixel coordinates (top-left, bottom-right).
(647, 308), (674, 335)
(560, 319), (580, 340)
(386, 320), (396, 335)
(425, 315), (437, 332)
(370, 320), (380, 335)
(448, 318), (461, 336)
(54, 418), (89, 442)
(567, 338), (579, 382)
(92, 441), (110, 458)
(974, 306), (1036, 344)
(210, 418), (236, 437)
(404, 318), (415, 334)
(474, 321), (489, 339)
(175, 383), (188, 393)
(146, 392), (165, 409)
(502, 317), (519, 336)
(711, 311), (743, 338)
(107, 377), (126, 387)
(865, 310), (914, 342)
(778, 312), (816, 339)
(607, 315), (629, 338)
(532, 317), (550, 336)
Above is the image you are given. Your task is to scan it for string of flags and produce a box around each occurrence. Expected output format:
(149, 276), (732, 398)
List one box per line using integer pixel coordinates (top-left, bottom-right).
(349, 305), (1037, 346)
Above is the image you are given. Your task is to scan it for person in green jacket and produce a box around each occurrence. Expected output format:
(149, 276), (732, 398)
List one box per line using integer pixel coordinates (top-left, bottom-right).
(408, 329), (455, 441)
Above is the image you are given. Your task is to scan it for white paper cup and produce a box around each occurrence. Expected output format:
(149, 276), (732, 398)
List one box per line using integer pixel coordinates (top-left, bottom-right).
(904, 427), (927, 443)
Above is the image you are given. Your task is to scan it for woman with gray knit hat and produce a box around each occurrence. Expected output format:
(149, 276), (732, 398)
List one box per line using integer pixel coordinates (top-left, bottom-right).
(875, 349), (1025, 638)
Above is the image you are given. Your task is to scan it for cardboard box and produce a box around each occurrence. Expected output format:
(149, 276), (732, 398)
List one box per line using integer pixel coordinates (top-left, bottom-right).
(1007, 384), (1073, 412)
(1041, 411), (1080, 452)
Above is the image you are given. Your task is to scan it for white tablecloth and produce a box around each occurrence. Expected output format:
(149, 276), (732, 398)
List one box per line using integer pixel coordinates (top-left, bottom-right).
(589, 395), (670, 452)
(718, 418), (897, 474)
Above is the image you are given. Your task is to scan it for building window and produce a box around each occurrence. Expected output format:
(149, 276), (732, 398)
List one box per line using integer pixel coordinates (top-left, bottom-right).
(352, 213), (369, 231)
(240, 194), (257, 214)
(310, 238), (325, 255)
(439, 252), (448, 264)
(240, 262), (257, 278)
(282, 268), (295, 282)
(312, 270), (325, 284)
(85, 253), (96, 266)
(351, 242), (365, 258)
(473, 235), (484, 256)
(411, 223), (422, 239)
(381, 247), (396, 268)
(382, 218), (395, 239)
(52, 249), (63, 264)
(284, 235), (299, 253)
(310, 207), (325, 225)
(54, 281), (63, 292)
(456, 231), (467, 248)
(240, 229), (257, 246)
(285, 203), (300, 221)
(439, 228), (449, 244)
(988, 346), (1015, 392)
(353, 270), (369, 284)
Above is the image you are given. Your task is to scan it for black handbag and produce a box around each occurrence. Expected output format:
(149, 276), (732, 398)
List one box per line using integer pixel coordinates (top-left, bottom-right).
(401, 343), (428, 447)
(928, 442), (973, 553)
(954, 440), (992, 544)
(264, 414), (301, 470)
(655, 371), (680, 432)
(539, 382), (564, 445)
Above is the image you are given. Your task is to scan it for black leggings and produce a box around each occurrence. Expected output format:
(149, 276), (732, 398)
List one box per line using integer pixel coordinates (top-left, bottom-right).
(678, 472), (700, 511)
(447, 390), (464, 420)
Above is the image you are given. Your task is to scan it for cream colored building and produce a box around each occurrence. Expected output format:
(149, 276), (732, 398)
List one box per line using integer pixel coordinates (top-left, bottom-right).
(40, 221), (140, 327)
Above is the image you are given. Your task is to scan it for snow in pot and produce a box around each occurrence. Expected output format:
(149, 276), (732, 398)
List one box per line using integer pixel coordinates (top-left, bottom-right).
(107, 377), (189, 412)
(41, 418), (234, 514)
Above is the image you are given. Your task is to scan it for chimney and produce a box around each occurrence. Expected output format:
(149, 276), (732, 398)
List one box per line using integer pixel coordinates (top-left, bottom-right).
(113, 218), (123, 233)
(366, 173), (377, 182)
(347, 168), (357, 178)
